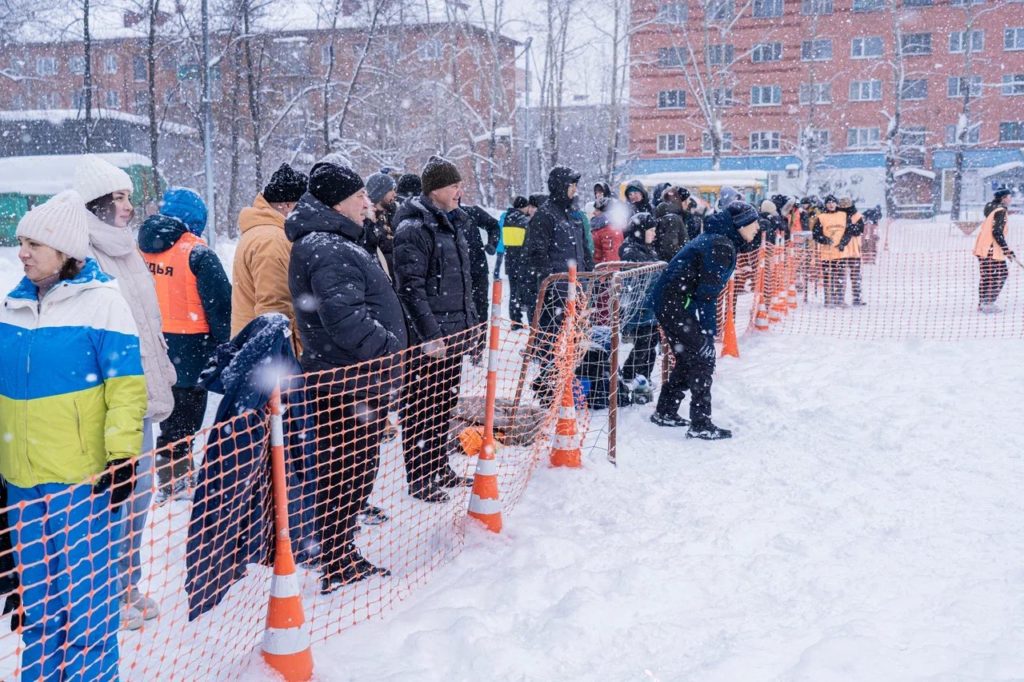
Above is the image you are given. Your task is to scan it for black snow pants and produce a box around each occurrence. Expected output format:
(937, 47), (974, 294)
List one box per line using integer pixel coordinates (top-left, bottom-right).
(978, 257), (1009, 306)
(157, 386), (209, 459)
(654, 306), (715, 427)
(505, 248), (532, 326)
(621, 322), (660, 383)
(400, 351), (464, 488)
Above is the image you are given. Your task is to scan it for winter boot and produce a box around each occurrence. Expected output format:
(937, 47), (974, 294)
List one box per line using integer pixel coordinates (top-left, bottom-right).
(979, 303), (1002, 314)
(357, 504), (389, 526)
(650, 412), (689, 427)
(120, 601), (144, 631)
(686, 422), (732, 440)
(409, 480), (450, 503)
(320, 544), (390, 594)
(435, 466), (473, 489)
(154, 454), (173, 499)
(170, 457), (193, 500)
(127, 588), (159, 621)
(623, 375), (654, 406)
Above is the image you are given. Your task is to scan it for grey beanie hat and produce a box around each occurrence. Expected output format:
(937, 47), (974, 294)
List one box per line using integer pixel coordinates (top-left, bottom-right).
(365, 172), (397, 205)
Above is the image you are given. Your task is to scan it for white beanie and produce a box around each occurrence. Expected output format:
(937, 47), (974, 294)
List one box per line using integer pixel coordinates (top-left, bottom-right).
(16, 190), (91, 261)
(73, 154), (134, 204)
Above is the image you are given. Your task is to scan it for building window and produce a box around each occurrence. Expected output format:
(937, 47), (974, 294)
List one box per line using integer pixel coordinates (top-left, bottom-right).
(103, 54), (118, 74)
(702, 132), (734, 152)
(36, 92), (59, 108)
(750, 131), (781, 151)
(852, 0), (884, 10)
(657, 90), (687, 108)
(321, 44), (334, 64)
(706, 44), (735, 66)
(900, 33), (932, 55)
(657, 47), (688, 68)
(711, 87), (735, 106)
(133, 90), (147, 113)
(945, 123), (980, 145)
(753, 0), (783, 17)
(708, 0), (735, 20)
(657, 134), (686, 153)
(164, 90), (177, 105)
(751, 84), (782, 106)
(947, 76), (982, 97)
(132, 55), (147, 82)
(851, 36), (883, 58)
(69, 56), (85, 75)
(999, 122), (1024, 142)
(903, 0), (932, 6)
(801, 39), (833, 61)
(950, 0), (984, 4)
(949, 30), (984, 53)
(35, 57), (56, 76)
(105, 90), (120, 108)
(849, 80), (882, 101)
(800, 82), (832, 104)
(1003, 74), (1024, 95)
(1005, 28), (1024, 51)
(72, 89), (86, 109)
(806, 128), (830, 149)
(418, 38), (443, 61)
(801, 0), (832, 14)
(899, 79), (928, 100)
(847, 127), (881, 148)
(901, 126), (926, 147)
(752, 42), (783, 62)
(656, 2), (688, 23)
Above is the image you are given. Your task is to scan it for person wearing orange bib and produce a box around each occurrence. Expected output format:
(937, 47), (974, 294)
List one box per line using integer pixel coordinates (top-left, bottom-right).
(974, 188), (1016, 313)
(810, 195), (850, 307)
(139, 188), (231, 496)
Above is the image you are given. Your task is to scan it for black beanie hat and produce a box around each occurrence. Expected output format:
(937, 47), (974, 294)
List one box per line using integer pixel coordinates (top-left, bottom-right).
(421, 155), (462, 195)
(823, 194), (839, 205)
(725, 201), (758, 229)
(994, 187), (1012, 201)
(263, 163), (307, 203)
(528, 194), (547, 208)
(512, 195), (529, 210)
(308, 163), (364, 207)
(397, 173), (422, 196)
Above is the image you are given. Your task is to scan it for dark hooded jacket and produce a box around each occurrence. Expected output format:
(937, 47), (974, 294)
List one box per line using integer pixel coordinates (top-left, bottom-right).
(137, 213), (232, 387)
(647, 210), (741, 336)
(654, 201), (689, 261)
(524, 166), (593, 303)
(286, 191), (408, 374)
(459, 204), (495, 321)
(393, 195), (480, 345)
(625, 180), (654, 215)
(619, 217), (662, 332)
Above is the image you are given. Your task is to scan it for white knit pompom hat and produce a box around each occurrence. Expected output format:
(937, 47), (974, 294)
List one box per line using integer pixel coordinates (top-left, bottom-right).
(16, 190), (91, 260)
(73, 154), (134, 204)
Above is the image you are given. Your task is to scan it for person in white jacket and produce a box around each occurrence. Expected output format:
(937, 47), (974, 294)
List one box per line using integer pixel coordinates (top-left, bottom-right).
(74, 155), (177, 630)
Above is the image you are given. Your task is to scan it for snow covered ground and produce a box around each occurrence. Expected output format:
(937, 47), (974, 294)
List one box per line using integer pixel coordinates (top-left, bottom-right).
(297, 332), (1024, 682)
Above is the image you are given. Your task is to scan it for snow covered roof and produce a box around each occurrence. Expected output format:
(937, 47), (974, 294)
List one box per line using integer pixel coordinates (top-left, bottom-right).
(894, 167), (937, 180)
(0, 153), (152, 195)
(0, 109), (197, 136)
(628, 170), (769, 189)
(980, 161), (1024, 179)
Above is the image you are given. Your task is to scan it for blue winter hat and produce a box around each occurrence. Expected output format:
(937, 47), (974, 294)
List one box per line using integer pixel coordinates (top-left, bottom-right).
(161, 187), (208, 237)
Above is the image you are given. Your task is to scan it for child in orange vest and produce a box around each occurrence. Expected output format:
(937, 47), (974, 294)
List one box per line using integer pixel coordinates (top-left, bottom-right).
(974, 188), (1016, 313)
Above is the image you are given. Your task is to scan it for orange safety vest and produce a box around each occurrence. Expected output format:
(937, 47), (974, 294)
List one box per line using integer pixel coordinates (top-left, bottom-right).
(973, 206), (1010, 261)
(841, 212), (863, 259)
(816, 210), (848, 261)
(142, 232), (210, 334)
(790, 208), (805, 233)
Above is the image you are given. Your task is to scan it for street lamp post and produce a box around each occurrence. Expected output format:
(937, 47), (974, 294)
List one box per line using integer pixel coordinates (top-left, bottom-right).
(522, 36), (533, 197)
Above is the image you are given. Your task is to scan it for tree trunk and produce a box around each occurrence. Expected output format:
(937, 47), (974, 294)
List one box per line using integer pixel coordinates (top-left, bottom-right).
(147, 0), (160, 192)
(83, 0), (93, 152)
(242, 1), (263, 191)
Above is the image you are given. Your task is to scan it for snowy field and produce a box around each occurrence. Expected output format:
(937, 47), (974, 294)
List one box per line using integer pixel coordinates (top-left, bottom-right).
(306, 332), (1024, 681)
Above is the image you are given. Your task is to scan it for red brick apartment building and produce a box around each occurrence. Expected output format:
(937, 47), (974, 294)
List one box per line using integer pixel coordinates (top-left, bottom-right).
(627, 0), (1024, 211)
(0, 12), (518, 205)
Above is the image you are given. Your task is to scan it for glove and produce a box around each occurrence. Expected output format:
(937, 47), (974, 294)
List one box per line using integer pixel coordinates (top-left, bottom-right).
(485, 244), (497, 256)
(837, 243), (846, 252)
(1005, 249), (1016, 261)
(93, 459), (137, 513)
(422, 338), (447, 359)
(697, 334), (716, 360)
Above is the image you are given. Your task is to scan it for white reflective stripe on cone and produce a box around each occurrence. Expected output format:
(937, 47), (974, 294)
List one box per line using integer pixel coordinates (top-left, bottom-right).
(468, 495), (502, 514)
(558, 406), (576, 419)
(262, 626), (310, 656)
(551, 434), (579, 450)
(474, 457), (497, 476)
(270, 572), (301, 599)
(487, 352), (499, 372)
(270, 413), (284, 448)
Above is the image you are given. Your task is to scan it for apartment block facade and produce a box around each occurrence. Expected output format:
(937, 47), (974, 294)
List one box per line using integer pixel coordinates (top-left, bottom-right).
(628, 0), (1024, 211)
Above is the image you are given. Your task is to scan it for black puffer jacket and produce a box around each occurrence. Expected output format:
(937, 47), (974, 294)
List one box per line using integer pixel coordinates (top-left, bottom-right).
(286, 191), (408, 374)
(524, 166), (593, 303)
(654, 201), (689, 261)
(393, 195), (480, 345)
(458, 205), (492, 323)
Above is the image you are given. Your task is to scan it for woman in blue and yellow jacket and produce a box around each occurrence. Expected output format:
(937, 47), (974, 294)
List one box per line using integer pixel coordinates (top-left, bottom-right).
(0, 190), (146, 681)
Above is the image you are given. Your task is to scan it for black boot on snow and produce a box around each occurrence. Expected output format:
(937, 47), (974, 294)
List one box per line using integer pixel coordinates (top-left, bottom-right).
(686, 423), (732, 440)
(435, 467), (473, 488)
(650, 412), (689, 427)
(357, 504), (389, 526)
(320, 545), (391, 593)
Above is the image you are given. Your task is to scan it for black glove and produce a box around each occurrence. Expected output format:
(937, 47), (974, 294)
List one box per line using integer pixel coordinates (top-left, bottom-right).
(485, 244), (497, 256)
(93, 459), (137, 512)
(1005, 248), (1016, 261)
(697, 334), (716, 360)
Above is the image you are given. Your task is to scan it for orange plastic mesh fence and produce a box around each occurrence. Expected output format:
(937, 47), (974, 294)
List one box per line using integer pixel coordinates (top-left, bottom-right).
(0, 320), (581, 680)
(747, 221), (1023, 340)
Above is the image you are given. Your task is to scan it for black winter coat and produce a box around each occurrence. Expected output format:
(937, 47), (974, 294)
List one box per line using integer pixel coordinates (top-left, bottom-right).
(393, 196), (480, 345)
(619, 234), (660, 263)
(524, 168), (594, 304)
(654, 202), (689, 261)
(137, 214), (232, 387)
(458, 206), (491, 323)
(286, 191), (408, 374)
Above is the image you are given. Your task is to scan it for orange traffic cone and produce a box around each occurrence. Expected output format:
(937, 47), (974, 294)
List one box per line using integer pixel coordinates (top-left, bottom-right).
(767, 296), (783, 324)
(720, 315), (739, 358)
(786, 284), (798, 310)
(467, 439), (503, 533)
(754, 302), (770, 331)
(550, 379), (582, 468)
(262, 389), (313, 681)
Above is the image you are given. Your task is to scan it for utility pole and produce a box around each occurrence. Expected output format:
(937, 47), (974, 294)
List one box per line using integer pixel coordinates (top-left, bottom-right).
(522, 36), (533, 197)
(201, 0), (217, 246)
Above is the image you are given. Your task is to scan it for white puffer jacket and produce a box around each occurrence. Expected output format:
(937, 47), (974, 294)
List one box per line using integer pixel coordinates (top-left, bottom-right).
(87, 213), (177, 422)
